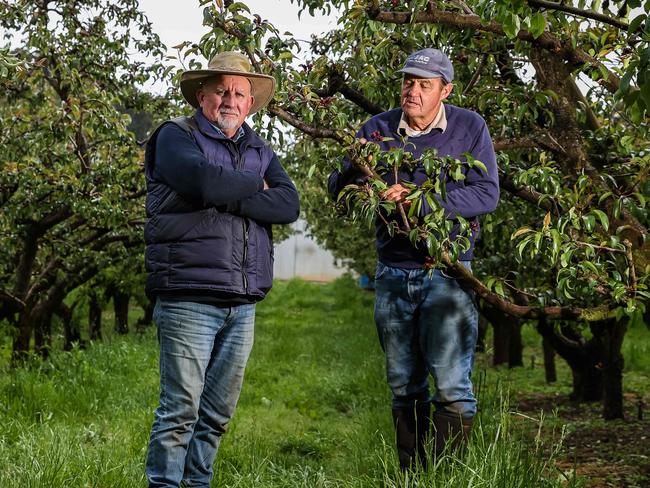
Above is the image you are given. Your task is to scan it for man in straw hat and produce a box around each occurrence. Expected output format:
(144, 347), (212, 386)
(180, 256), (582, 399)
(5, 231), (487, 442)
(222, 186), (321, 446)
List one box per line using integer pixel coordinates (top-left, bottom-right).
(329, 48), (499, 470)
(144, 51), (299, 487)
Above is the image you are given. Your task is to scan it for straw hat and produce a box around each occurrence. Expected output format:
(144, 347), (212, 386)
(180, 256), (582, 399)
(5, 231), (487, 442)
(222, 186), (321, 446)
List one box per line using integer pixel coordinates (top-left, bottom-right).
(180, 51), (276, 114)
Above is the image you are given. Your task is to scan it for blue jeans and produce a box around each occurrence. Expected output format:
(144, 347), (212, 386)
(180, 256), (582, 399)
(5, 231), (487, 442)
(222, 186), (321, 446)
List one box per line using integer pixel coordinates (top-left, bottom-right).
(374, 262), (478, 418)
(146, 299), (255, 488)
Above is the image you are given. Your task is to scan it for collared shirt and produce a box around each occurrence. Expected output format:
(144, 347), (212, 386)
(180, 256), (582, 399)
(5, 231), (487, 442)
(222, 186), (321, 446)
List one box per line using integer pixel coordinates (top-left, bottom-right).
(209, 122), (245, 142)
(398, 102), (447, 137)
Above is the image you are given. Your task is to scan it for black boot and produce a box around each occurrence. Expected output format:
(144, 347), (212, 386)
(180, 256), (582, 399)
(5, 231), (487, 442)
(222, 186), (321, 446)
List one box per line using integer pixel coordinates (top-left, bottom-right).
(432, 411), (473, 459)
(415, 401), (432, 469)
(392, 402), (431, 471)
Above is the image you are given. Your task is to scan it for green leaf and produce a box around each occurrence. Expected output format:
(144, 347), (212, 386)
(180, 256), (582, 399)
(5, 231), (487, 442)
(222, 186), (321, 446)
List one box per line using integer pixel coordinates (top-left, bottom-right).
(228, 2), (251, 13)
(629, 13), (646, 33)
(582, 214), (595, 232)
(591, 209), (609, 231)
(529, 12), (546, 39)
(598, 191), (613, 204)
(494, 280), (505, 297)
(503, 13), (521, 39)
(632, 192), (645, 207)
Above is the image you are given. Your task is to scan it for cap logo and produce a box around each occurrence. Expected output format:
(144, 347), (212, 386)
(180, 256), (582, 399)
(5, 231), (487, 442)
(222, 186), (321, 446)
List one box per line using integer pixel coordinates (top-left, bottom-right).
(410, 55), (430, 64)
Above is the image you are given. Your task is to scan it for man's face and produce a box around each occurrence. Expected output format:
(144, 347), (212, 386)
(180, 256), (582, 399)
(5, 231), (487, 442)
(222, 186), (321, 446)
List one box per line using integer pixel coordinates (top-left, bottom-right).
(400, 75), (452, 122)
(197, 75), (254, 136)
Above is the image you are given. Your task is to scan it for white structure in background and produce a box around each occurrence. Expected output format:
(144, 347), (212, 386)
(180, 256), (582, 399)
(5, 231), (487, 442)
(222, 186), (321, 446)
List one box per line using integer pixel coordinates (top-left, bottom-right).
(273, 220), (348, 282)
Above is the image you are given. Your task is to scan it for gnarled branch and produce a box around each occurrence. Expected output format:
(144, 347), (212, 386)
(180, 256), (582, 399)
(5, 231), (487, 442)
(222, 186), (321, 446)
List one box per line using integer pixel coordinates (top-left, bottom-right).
(366, 6), (622, 94)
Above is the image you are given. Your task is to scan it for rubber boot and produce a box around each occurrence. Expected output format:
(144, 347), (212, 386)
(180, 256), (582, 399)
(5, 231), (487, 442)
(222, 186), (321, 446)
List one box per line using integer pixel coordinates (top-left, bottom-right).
(415, 401), (432, 469)
(392, 402), (432, 471)
(432, 411), (473, 459)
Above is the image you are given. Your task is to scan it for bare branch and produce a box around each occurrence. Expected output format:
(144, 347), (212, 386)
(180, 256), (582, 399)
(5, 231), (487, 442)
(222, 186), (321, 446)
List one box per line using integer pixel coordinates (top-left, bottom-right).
(267, 103), (346, 143)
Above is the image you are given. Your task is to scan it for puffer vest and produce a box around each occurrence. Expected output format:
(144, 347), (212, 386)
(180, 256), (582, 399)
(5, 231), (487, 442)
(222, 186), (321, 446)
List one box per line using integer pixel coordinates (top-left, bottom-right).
(144, 112), (274, 301)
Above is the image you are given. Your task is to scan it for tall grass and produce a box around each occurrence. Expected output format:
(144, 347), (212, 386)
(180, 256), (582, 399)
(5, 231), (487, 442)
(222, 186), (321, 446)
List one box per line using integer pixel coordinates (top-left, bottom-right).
(0, 277), (585, 487)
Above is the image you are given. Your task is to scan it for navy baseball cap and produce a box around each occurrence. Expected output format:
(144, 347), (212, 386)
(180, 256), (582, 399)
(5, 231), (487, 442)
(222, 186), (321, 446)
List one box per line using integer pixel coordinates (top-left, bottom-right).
(397, 48), (454, 83)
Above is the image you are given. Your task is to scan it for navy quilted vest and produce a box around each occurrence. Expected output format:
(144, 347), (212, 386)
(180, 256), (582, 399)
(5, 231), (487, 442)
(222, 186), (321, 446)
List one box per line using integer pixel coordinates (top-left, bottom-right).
(144, 111), (274, 301)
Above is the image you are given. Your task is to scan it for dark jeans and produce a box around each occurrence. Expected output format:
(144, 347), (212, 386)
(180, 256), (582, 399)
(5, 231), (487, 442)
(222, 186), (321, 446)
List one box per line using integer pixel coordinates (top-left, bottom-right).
(374, 262), (478, 418)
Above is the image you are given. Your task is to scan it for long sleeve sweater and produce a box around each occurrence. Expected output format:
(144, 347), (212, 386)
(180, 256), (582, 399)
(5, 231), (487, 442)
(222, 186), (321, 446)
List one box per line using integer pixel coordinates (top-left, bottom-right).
(328, 105), (499, 267)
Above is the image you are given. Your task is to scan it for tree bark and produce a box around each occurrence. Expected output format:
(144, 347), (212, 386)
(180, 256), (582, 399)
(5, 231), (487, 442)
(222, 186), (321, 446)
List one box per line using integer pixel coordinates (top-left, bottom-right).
(113, 291), (130, 335)
(592, 319), (627, 419)
(537, 318), (603, 401)
(136, 298), (155, 333)
(476, 313), (488, 353)
(12, 313), (33, 363)
(542, 336), (557, 383)
(480, 302), (524, 367)
(89, 292), (103, 341)
(508, 321), (524, 368)
(60, 303), (82, 351)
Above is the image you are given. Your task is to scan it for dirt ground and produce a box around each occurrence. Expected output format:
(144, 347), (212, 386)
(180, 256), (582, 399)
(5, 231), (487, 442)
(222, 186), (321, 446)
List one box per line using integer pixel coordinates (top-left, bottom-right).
(515, 392), (650, 488)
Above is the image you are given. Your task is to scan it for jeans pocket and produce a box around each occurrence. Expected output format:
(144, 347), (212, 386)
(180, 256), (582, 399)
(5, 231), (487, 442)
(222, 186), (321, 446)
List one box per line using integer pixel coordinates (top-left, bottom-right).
(375, 262), (388, 280)
(440, 261), (472, 280)
(439, 268), (455, 280)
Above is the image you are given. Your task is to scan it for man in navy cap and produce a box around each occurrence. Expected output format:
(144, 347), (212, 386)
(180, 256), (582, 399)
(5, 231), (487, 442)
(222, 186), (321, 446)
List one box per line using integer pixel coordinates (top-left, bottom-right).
(329, 48), (499, 470)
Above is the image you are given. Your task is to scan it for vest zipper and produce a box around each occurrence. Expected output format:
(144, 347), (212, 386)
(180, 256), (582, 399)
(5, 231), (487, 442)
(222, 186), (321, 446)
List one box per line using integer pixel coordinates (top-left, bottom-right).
(242, 219), (249, 293)
(232, 141), (250, 294)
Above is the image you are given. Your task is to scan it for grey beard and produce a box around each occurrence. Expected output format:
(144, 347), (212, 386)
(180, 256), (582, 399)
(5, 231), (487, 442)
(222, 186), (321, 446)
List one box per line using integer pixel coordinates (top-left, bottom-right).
(216, 113), (239, 130)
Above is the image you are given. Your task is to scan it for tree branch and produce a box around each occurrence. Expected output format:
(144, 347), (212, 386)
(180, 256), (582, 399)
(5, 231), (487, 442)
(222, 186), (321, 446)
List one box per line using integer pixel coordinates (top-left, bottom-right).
(528, 0), (630, 31)
(442, 253), (612, 321)
(366, 6), (622, 94)
(314, 66), (385, 115)
(497, 169), (559, 214)
(267, 103), (346, 143)
(463, 53), (488, 95)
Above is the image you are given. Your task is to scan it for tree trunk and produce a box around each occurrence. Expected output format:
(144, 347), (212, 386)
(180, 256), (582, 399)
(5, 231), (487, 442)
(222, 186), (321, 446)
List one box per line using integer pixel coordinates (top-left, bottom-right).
(34, 311), (53, 360)
(537, 318), (604, 402)
(592, 319), (627, 420)
(542, 337), (557, 383)
(136, 299), (155, 333)
(89, 292), (103, 341)
(492, 321), (509, 366)
(480, 296), (525, 367)
(12, 314), (32, 364)
(60, 303), (82, 351)
(568, 337), (604, 402)
(113, 291), (130, 335)
(508, 321), (523, 368)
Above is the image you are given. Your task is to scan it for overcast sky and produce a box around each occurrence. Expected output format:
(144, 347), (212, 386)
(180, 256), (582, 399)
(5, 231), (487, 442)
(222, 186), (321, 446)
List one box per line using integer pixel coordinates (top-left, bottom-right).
(138, 0), (336, 57)
(136, 0), (337, 93)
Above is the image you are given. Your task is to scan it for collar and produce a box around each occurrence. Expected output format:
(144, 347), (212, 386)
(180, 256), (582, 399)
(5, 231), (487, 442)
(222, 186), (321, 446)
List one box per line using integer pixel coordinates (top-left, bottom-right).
(209, 122), (245, 142)
(194, 109), (246, 142)
(398, 103), (447, 137)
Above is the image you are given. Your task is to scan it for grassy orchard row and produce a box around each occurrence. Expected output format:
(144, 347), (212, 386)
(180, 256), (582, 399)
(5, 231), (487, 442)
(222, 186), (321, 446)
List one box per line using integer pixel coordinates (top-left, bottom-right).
(1, 278), (648, 487)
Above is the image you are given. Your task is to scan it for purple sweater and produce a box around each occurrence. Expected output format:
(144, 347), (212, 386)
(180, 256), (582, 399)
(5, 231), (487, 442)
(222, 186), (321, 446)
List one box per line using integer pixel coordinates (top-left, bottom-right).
(328, 105), (499, 267)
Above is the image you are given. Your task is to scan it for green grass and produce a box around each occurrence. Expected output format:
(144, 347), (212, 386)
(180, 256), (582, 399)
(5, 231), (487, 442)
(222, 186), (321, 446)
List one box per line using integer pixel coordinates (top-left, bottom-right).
(2, 277), (635, 487)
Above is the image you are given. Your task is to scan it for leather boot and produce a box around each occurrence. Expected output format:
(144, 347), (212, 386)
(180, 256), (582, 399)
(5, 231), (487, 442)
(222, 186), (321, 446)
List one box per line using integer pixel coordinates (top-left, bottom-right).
(392, 402), (432, 471)
(432, 411), (473, 458)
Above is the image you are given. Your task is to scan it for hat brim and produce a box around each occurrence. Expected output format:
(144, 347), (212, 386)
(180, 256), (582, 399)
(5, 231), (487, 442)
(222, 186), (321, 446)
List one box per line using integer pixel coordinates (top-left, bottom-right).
(397, 67), (451, 83)
(180, 70), (276, 114)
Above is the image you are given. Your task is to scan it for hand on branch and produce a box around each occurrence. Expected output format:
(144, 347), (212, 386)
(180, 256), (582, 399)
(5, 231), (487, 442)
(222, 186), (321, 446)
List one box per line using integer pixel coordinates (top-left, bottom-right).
(381, 183), (411, 206)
